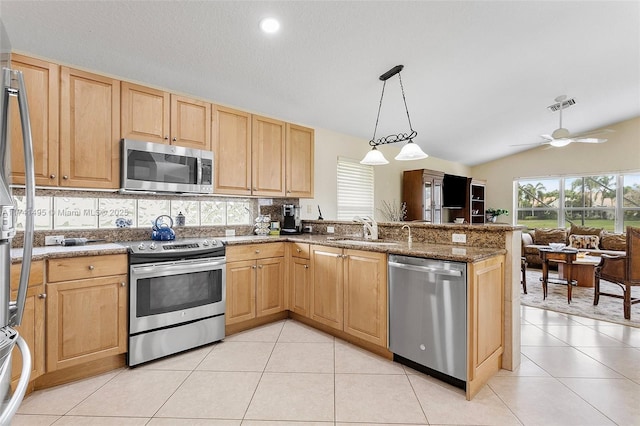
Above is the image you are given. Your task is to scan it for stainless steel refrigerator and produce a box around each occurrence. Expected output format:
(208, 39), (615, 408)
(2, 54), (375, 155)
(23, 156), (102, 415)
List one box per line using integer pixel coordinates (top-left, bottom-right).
(0, 18), (36, 424)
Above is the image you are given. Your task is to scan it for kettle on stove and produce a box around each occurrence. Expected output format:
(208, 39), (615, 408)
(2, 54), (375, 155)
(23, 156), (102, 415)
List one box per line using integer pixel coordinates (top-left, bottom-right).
(151, 215), (176, 241)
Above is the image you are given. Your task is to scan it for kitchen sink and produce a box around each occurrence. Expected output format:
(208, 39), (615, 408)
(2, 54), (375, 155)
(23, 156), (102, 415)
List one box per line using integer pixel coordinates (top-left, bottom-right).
(337, 239), (399, 246)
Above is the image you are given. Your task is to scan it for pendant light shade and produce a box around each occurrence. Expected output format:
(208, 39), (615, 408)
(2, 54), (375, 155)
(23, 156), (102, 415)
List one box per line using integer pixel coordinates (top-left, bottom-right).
(360, 64), (427, 165)
(360, 147), (389, 165)
(395, 140), (428, 161)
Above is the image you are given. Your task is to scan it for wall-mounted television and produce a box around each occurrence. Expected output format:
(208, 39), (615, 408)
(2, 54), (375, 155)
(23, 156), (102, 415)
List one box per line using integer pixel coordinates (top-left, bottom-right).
(442, 174), (468, 208)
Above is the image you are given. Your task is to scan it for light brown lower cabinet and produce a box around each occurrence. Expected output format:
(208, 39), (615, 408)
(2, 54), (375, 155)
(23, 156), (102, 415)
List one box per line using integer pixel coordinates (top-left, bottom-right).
(10, 260), (46, 388)
(225, 243), (286, 326)
(309, 245), (387, 347)
(288, 243), (311, 317)
(45, 255), (128, 372)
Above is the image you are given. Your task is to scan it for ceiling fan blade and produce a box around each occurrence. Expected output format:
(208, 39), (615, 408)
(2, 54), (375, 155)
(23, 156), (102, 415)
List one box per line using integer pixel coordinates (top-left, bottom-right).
(571, 128), (615, 138)
(540, 134), (554, 141)
(509, 141), (546, 146)
(575, 137), (608, 144)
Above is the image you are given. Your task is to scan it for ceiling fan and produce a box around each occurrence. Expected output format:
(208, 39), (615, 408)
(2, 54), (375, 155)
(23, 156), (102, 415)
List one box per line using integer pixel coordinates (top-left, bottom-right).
(515, 95), (613, 148)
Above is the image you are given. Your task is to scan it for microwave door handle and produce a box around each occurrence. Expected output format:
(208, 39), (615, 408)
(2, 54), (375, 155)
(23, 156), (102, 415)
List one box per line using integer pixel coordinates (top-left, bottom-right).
(196, 157), (202, 185)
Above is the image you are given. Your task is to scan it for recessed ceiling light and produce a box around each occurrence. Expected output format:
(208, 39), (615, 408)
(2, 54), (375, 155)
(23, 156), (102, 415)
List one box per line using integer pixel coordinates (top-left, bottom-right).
(260, 17), (280, 34)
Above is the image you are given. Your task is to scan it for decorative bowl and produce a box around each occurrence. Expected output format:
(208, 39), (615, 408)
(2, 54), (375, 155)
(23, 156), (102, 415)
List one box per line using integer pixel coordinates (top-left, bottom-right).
(549, 243), (566, 251)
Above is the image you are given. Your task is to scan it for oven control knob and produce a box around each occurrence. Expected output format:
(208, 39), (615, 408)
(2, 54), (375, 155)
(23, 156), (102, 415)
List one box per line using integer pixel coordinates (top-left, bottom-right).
(149, 242), (157, 250)
(137, 243), (146, 250)
(202, 240), (210, 246)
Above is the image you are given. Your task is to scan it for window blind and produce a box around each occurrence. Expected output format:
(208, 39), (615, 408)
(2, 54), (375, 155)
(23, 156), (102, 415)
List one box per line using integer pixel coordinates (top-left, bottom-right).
(337, 157), (374, 220)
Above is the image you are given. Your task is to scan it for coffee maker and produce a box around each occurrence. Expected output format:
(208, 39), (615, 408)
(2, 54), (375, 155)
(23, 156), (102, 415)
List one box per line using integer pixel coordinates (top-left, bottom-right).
(281, 204), (301, 234)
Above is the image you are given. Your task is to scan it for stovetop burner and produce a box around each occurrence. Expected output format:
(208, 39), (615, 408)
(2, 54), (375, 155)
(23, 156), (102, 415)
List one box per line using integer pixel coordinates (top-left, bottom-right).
(123, 237), (225, 256)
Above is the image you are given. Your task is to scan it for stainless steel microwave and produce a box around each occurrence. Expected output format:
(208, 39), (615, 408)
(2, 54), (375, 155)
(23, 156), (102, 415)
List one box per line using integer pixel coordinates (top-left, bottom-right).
(120, 139), (213, 194)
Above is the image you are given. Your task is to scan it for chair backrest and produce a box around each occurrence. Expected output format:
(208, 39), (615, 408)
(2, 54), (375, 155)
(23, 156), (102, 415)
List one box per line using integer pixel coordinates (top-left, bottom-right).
(627, 226), (640, 284)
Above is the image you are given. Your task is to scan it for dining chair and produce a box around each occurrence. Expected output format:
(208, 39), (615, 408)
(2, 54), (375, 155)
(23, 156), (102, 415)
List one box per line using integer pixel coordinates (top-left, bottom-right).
(594, 226), (640, 319)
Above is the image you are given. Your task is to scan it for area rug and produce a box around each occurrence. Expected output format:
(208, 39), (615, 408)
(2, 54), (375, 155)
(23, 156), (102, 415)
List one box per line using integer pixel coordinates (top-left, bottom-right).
(521, 269), (640, 328)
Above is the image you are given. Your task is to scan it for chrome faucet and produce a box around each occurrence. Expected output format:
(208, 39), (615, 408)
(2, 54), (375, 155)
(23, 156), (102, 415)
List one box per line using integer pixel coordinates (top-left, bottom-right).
(354, 216), (378, 240)
(402, 224), (412, 246)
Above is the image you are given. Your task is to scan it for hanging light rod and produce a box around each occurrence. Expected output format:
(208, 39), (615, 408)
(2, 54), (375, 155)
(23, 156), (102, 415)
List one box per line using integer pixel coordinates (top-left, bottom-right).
(361, 64), (428, 165)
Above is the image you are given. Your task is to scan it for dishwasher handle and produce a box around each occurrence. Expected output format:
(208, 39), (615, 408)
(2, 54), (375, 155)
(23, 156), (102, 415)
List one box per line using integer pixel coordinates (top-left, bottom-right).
(388, 261), (463, 277)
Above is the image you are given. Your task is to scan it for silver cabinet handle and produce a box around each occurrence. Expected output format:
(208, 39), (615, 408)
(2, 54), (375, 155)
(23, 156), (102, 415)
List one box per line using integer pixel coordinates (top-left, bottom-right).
(172, 137), (177, 142)
(304, 265), (309, 269)
(49, 174), (56, 179)
(120, 282), (126, 287)
(38, 293), (46, 299)
(252, 265), (257, 269)
(296, 248), (302, 253)
(88, 265), (95, 270)
(63, 175), (69, 180)
(258, 265), (263, 269)
(255, 249), (260, 254)
(164, 136), (169, 140)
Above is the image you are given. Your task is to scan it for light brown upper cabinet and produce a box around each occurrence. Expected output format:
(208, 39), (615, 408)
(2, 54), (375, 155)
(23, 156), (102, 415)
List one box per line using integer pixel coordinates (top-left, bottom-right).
(251, 115), (286, 197)
(9, 54), (59, 186)
(121, 82), (211, 150)
(285, 123), (314, 198)
(212, 105), (252, 195)
(60, 67), (120, 189)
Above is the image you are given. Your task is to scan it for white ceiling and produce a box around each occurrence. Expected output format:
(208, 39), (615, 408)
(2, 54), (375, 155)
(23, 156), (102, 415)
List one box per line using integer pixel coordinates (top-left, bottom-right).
(2, 1), (639, 166)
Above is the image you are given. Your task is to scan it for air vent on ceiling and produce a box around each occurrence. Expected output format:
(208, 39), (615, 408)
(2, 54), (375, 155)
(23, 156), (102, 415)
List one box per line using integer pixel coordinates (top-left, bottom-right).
(547, 97), (576, 112)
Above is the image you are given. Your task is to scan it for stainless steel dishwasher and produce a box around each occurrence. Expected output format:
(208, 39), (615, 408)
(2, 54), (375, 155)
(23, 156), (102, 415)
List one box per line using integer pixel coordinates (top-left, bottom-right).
(388, 254), (467, 388)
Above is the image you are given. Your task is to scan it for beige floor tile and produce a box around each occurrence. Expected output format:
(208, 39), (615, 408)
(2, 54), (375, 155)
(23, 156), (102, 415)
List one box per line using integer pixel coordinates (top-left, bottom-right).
(49, 416), (150, 425)
(520, 308), (579, 326)
(155, 371), (261, 419)
(335, 373), (426, 424)
(197, 341), (275, 372)
(576, 347), (640, 379)
(410, 374), (520, 425)
(148, 419), (241, 425)
(521, 346), (623, 378)
(277, 320), (335, 343)
(67, 369), (189, 417)
(224, 321), (285, 342)
(543, 325), (631, 347)
(10, 414), (60, 425)
(243, 422), (333, 426)
(489, 376), (615, 425)
(520, 324), (569, 346)
(336, 424), (427, 426)
(17, 370), (121, 415)
(265, 342), (334, 373)
(560, 377), (640, 425)
(244, 372), (334, 422)
(334, 340), (404, 374)
(495, 353), (551, 377)
(588, 323), (640, 347)
(138, 344), (215, 371)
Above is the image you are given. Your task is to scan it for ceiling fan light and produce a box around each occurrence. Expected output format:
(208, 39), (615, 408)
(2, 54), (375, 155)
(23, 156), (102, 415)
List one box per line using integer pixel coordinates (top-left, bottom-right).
(360, 147), (389, 165)
(395, 140), (428, 160)
(550, 139), (572, 147)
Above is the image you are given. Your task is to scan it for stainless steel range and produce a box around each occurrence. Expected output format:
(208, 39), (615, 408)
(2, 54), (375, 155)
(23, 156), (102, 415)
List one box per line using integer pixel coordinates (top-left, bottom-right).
(125, 238), (225, 366)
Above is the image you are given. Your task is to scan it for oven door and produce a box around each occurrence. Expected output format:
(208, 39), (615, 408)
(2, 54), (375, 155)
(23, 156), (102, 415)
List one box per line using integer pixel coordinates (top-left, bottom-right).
(129, 256), (225, 334)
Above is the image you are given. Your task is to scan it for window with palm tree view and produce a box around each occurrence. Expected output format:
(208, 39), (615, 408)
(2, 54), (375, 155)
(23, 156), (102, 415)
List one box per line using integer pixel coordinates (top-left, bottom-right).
(516, 173), (640, 233)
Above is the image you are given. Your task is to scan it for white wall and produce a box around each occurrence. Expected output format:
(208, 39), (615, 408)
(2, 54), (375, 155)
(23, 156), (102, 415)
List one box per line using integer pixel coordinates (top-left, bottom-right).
(471, 116), (640, 223)
(300, 127), (471, 221)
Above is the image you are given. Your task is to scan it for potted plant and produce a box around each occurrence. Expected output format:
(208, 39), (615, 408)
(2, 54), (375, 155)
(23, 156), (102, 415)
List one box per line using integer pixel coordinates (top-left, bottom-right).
(486, 208), (509, 223)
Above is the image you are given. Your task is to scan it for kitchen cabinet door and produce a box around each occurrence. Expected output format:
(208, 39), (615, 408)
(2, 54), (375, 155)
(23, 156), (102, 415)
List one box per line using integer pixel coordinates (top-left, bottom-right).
(60, 67), (120, 189)
(285, 123), (314, 198)
(10, 261), (45, 386)
(121, 82), (170, 144)
(46, 274), (127, 372)
(252, 115), (285, 197)
(290, 256), (311, 318)
(170, 94), (211, 150)
(10, 54), (59, 187)
(310, 245), (344, 330)
(343, 249), (387, 347)
(212, 105), (252, 195)
(256, 257), (285, 317)
(225, 260), (257, 325)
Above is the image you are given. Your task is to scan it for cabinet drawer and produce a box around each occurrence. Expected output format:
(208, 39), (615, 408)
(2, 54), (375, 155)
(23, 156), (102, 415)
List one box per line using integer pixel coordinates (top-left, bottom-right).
(226, 242), (285, 262)
(47, 254), (127, 283)
(290, 242), (310, 259)
(11, 260), (44, 291)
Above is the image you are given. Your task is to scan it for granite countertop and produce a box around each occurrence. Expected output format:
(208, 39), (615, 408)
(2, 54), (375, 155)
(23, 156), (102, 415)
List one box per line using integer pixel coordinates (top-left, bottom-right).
(11, 234), (505, 264)
(221, 234), (505, 263)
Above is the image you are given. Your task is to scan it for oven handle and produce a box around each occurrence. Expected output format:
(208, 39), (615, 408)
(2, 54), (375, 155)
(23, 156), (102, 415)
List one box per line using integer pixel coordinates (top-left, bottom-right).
(131, 257), (225, 278)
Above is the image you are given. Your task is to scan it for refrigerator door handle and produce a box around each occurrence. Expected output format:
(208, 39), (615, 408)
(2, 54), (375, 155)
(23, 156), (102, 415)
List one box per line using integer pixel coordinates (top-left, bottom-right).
(9, 69), (35, 327)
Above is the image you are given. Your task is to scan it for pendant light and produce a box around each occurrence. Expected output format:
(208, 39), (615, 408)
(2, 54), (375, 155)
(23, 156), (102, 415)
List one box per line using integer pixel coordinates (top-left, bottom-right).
(360, 65), (428, 165)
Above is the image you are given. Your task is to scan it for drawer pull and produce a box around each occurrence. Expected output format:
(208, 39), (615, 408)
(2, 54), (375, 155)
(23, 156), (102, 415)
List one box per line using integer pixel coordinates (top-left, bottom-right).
(304, 265), (309, 269)
(120, 282), (126, 287)
(63, 175), (69, 180)
(38, 293), (47, 299)
(255, 249), (260, 254)
(258, 265), (263, 269)
(252, 265), (257, 269)
(88, 265), (95, 270)
(296, 248), (302, 253)
(49, 174), (56, 179)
